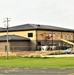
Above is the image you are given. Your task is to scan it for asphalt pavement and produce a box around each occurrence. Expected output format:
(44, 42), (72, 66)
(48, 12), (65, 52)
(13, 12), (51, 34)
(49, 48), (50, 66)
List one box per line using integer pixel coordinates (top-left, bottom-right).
(0, 67), (74, 75)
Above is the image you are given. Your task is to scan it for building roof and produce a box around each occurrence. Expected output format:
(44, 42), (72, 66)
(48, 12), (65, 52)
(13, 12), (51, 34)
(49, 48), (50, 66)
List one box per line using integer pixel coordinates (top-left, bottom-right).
(0, 27), (6, 31)
(0, 35), (30, 41)
(0, 24), (74, 32)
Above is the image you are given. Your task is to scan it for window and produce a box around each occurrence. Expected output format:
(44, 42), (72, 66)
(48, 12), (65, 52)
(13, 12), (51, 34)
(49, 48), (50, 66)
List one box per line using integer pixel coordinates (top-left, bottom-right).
(67, 34), (68, 39)
(58, 34), (60, 38)
(71, 34), (73, 39)
(49, 33), (52, 37)
(53, 33), (55, 39)
(53, 33), (55, 36)
(63, 34), (65, 39)
(28, 33), (33, 37)
(37, 41), (41, 46)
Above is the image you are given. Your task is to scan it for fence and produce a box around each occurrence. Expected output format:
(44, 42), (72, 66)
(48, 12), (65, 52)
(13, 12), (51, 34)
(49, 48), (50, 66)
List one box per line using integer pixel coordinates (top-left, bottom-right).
(0, 45), (72, 52)
(0, 46), (37, 52)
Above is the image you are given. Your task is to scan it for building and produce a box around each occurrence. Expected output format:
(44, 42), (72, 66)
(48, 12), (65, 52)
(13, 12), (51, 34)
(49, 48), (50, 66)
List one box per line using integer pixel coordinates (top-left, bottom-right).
(0, 35), (30, 52)
(0, 24), (74, 52)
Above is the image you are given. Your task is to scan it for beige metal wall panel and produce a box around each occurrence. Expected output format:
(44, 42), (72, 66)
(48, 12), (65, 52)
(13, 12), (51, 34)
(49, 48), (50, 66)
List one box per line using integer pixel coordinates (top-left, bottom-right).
(37, 30), (52, 40)
(0, 30), (36, 40)
(62, 32), (73, 40)
(37, 30), (74, 41)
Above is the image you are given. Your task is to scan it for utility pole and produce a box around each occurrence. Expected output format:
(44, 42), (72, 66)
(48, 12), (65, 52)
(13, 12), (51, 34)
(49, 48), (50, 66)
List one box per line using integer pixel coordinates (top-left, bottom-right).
(3, 17), (11, 59)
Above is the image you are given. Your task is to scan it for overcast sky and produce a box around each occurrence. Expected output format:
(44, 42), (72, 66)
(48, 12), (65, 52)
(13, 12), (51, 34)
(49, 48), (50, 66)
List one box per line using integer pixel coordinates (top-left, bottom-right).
(0, 0), (74, 29)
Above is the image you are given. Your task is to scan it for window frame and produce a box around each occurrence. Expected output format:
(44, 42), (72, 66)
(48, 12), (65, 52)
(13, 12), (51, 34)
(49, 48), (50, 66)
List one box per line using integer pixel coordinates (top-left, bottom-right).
(28, 33), (33, 37)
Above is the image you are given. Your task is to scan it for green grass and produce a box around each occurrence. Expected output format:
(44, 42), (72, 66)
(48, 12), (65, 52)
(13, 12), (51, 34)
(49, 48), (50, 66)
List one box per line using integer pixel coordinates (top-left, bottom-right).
(0, 56), (74, 68)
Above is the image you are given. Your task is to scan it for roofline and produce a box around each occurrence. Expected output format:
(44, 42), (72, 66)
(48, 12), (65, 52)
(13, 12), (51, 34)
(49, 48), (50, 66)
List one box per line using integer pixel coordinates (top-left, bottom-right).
(0, 35), (30, 41)
(37, 29), (74, 32)
(0, 40), (30, 42)
(0, 29), (74, 32)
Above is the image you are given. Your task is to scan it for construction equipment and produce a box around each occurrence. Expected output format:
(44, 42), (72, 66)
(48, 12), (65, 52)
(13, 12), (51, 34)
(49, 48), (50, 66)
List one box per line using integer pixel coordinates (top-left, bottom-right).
(54, 36), (74, 45)
(46, 35), (74, 50)
(41, 46), (49, 51)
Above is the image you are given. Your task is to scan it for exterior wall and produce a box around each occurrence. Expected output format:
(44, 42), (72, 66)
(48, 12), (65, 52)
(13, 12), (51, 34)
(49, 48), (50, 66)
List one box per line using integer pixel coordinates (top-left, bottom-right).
(61, 32), (73, 40)
(0, 30), (37, 51)
(37, 30), (74, 40)
(10, 41), (30, 52)
(36, 30), (74, 50)
(37, 30), (52, 40)
(0, 30), (74, 51)
(0, 42), (10, 52)
(0, 30), (36, 40)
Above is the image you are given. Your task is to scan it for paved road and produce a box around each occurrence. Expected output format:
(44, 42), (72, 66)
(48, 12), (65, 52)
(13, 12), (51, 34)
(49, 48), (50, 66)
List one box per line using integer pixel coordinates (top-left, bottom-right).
(0, 67), (74, 75)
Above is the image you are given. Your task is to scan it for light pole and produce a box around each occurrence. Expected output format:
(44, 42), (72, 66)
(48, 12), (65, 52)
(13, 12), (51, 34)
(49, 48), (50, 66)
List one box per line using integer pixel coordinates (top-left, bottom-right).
(3, 17), (11, 59)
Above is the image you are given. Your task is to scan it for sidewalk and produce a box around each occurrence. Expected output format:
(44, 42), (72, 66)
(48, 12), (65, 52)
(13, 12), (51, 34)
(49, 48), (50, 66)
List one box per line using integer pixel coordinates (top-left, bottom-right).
(41, 54), (74, 58)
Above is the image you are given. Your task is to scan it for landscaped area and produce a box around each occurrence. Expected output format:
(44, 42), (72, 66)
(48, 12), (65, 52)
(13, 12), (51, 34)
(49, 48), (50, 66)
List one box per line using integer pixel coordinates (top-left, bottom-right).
(0, 56), (74, 68)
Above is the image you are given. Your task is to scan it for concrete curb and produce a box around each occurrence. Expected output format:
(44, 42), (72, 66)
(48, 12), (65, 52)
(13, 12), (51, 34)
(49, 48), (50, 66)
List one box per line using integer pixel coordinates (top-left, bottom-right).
(41, 54), (74, 58)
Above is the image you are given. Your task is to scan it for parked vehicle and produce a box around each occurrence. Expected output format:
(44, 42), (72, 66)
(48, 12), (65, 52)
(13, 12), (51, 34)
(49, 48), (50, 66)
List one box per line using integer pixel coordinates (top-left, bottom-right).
(64, 48), (74, 54)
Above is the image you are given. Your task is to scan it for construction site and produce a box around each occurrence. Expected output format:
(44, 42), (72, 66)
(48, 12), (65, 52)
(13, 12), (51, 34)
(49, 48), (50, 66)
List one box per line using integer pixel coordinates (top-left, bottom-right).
(0, 24), (74, 56)
(40, 35), (74, 51)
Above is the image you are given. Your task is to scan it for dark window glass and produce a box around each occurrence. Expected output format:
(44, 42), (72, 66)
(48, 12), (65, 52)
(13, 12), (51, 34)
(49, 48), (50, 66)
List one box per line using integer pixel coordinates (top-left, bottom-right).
(28, 33), (33, 37)
(37, 41), (41, 46)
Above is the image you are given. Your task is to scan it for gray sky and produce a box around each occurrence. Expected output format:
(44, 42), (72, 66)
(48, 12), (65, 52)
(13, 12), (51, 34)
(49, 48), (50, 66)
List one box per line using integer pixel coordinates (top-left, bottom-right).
(0, 0), (74, 29)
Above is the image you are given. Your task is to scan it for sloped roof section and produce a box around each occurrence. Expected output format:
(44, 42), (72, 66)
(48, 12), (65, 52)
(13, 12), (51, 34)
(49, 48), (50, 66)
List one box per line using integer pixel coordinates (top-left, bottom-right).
(38, 24), (74, 32)
(0, 27), (6, 32)
(0, 24), (74, 32)
(0, 35), (30, 41)
(8, 24), (36, 31)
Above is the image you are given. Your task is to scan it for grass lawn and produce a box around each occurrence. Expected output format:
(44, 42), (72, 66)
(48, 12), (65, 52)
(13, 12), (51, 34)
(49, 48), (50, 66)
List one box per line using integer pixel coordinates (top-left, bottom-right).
(0, 56), (74, 68)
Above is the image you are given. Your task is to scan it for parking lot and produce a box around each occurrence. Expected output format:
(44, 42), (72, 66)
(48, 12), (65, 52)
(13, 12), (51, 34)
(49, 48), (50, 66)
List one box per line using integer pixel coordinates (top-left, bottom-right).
(0, 67), (74, 75)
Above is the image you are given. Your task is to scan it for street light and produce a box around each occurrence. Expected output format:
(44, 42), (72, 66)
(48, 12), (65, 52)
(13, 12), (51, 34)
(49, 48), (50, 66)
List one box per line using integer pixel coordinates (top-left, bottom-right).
(3, 17), (11, 59)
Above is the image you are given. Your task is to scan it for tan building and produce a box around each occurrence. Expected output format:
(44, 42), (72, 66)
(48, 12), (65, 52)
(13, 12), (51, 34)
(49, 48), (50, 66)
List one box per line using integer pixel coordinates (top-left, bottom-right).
(0, 35), (30, 52)
(0, 24), (74, 52)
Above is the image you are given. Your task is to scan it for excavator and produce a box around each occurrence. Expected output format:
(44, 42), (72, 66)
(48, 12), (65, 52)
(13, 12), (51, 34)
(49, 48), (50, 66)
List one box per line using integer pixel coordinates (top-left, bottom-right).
(46, 35), (74, 50)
